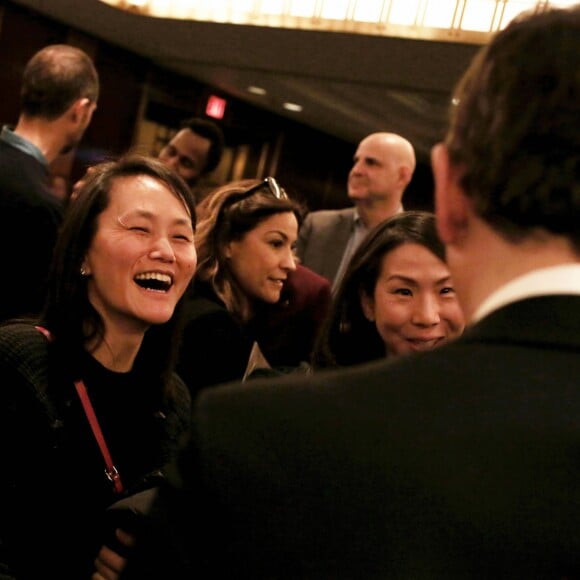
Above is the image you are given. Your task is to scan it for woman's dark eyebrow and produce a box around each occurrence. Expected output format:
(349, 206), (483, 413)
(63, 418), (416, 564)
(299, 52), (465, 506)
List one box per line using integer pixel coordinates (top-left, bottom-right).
(265, 229), (293, 240)
(386, 274), (452, 285)
(386, 275), (418, 285)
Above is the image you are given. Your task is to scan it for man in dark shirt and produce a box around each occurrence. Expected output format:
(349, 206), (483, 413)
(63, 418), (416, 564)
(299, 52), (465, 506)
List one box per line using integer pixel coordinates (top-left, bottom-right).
(158, 116), (225, 204)
(0, 43), (99, 322)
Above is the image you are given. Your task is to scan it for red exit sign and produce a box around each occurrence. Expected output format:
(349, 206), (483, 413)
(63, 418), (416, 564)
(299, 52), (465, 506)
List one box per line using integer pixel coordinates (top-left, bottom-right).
(206, 95), (227, 119)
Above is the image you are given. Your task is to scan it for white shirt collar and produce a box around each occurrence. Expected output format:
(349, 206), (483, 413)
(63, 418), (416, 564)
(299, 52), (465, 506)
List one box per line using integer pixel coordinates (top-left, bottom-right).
(472, 264), (580, 323)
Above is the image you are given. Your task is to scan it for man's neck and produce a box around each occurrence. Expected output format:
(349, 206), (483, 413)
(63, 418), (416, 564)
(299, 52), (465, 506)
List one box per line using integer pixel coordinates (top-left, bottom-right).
(450, 219), (580, 324)
(355, 198), (402, 229)
(14, 117), (63, 165)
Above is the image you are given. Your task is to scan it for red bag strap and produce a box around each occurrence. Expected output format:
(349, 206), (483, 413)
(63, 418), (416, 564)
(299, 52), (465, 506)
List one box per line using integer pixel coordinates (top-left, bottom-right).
(74, 380), (124, 494)
(35, 325), (124, 494)
(35, 325), (52, 341)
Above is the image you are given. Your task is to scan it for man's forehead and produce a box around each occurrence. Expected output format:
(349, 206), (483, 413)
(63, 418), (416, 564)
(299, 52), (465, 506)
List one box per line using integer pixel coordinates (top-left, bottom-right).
(172, 129), (211, 153)
(355, 145), (381, 161)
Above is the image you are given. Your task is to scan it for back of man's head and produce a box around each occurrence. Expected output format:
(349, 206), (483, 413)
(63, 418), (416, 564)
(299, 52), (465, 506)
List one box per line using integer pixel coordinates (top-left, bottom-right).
(445, 5), (580, 249)
(20, 44), (100, 120)
(179, 117), (225, 176)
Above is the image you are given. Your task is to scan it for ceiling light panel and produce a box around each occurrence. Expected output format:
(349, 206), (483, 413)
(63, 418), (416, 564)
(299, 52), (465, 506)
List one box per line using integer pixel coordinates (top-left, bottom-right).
(100, 0), (580, 44)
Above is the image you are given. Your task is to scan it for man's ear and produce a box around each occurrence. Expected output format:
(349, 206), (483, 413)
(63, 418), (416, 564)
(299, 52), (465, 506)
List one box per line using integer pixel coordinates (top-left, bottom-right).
(397, 164), (412, 189)
(431, 143), (469, 246)
(70, 98), (93, 124)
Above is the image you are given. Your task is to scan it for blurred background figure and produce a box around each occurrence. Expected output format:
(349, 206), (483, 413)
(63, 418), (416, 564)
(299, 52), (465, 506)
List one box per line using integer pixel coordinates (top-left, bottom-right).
(0, 43), (99, 323)
(158, 116), (225, 204)
(296, 132), (416, 291)
(71, 115), (224, 204)
(311, 210), (464, 369)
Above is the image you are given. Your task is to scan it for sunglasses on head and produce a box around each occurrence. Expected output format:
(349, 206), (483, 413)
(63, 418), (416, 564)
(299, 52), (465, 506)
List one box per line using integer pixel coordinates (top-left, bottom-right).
(215, 176), (289, 226)
(242, 176), (288, 200)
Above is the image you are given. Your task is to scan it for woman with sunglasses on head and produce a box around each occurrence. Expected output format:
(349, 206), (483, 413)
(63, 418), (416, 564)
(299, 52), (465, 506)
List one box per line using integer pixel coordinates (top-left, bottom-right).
(311, 210), (465, 369)
(177, 177), (304, 396)
(0, 154), (198, 579)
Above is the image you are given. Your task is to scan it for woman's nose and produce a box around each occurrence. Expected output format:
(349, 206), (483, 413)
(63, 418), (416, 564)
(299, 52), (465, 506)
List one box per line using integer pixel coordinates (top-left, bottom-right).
(164, 156), (180, 171)
(150, 237), (176, 262)
(412, 294), (441, 325)
(281, 248), (298, 271)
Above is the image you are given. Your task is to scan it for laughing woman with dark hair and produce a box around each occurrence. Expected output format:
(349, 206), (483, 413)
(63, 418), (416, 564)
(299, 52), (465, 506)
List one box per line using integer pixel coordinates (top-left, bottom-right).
(0, 154), (197, 578)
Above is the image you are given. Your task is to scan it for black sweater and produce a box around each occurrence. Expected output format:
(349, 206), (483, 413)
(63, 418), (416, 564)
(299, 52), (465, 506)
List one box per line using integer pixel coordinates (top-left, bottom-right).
(0, 322), (192, 579)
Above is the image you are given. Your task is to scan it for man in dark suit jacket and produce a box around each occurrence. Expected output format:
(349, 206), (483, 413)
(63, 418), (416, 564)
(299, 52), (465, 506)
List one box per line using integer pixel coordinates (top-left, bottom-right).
(103, 6), (580, 579)
(296, 132), (416, 290)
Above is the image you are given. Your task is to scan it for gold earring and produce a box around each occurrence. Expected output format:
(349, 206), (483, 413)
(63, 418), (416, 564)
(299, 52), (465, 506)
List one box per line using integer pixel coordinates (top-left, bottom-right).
(80, 266), (88, 276)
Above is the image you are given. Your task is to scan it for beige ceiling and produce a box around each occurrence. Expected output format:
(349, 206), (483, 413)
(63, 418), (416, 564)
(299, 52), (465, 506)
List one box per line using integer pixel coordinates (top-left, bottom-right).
(11, 0), (481, 161)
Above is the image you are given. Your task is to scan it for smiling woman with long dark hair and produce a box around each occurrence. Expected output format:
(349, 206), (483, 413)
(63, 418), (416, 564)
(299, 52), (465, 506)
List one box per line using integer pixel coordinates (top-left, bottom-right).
(311, 210), (465, 368)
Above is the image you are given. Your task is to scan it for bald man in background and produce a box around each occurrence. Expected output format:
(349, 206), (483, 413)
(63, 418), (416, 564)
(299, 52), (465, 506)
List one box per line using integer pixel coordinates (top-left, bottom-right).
(296, 132), (416, 291)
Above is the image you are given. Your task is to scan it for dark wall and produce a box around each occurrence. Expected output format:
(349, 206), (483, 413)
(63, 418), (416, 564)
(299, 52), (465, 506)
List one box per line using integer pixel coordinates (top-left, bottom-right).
(0, 3), (69, 122)
(0, 0), (434, 211)
(78, 43), (146, 166)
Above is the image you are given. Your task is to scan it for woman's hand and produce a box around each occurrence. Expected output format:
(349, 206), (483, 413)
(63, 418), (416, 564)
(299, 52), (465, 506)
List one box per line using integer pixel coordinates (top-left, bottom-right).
(91, 527), (136, 580)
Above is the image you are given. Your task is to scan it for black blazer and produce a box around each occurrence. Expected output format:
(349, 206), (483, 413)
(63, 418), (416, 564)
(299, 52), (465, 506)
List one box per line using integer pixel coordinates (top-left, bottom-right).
(118, 295), (580, 579)
(176, 282), (254, 398)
